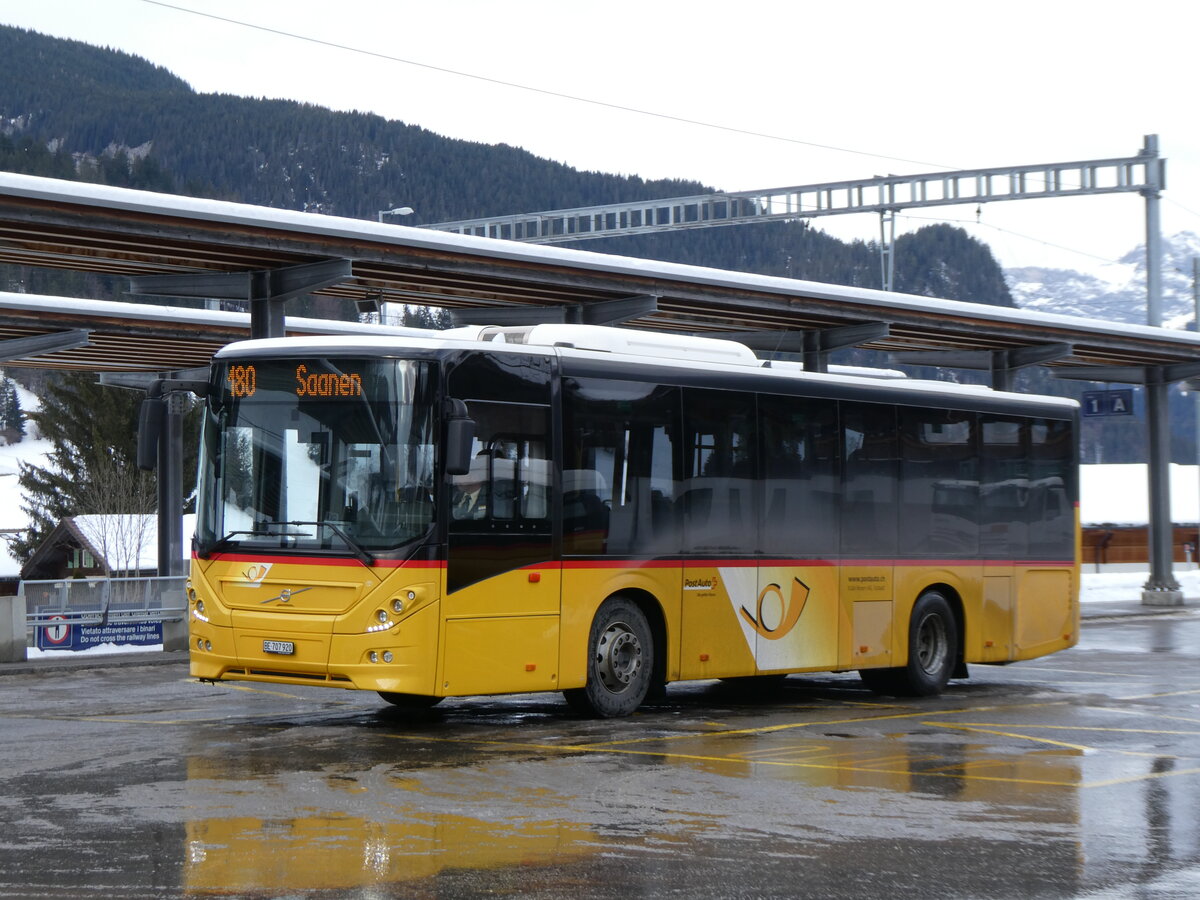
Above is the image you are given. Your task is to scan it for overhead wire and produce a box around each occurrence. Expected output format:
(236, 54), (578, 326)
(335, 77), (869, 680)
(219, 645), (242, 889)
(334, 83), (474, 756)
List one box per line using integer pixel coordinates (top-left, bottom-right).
(897, 212), (1129, 267)
(137, 0), (1195, 264)
(138, 0), (957, 173)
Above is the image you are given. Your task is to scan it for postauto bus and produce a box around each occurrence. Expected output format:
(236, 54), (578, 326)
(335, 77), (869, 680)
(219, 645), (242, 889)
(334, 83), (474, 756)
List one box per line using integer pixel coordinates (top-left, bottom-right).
(186, 323), (1079, 716)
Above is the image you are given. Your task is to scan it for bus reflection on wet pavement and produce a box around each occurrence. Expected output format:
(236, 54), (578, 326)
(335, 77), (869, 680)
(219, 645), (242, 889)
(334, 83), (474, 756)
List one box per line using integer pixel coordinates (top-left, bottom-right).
(1, 614), (1198, 899)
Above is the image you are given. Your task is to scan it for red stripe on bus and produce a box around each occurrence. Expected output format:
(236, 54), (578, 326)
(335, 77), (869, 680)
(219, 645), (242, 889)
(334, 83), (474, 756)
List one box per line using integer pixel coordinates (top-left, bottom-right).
(198, 552), (1075, 570)
(200, 552), (444, 569)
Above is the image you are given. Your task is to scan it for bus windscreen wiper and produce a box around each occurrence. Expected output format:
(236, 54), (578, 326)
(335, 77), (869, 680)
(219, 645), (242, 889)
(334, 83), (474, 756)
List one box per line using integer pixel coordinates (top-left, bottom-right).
(276, 520), (375, 566)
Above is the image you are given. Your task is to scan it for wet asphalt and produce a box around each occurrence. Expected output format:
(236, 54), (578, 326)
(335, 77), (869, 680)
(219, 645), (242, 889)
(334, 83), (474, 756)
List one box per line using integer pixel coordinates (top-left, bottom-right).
(1, 601), (1198, 899)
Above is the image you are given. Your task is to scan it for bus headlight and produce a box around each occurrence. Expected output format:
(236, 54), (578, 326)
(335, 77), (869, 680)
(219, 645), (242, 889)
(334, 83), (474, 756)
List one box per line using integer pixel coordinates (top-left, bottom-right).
(391, 598), (404, 614)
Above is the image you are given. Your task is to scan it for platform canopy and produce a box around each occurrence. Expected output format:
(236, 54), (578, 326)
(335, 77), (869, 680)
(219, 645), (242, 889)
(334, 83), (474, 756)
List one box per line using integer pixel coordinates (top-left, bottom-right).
(1, 172), (1200, 373)
(0, 290), (428, 372)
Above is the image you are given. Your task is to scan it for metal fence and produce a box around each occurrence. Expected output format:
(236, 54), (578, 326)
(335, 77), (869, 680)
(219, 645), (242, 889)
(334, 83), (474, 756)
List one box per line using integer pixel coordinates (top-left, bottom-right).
(21, 576), (187, 631)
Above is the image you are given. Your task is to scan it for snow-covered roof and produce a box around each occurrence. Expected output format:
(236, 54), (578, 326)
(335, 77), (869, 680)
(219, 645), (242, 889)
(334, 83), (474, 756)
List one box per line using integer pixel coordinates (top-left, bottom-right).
(71, 514), (196, 573)
(0, 290), (429, 339)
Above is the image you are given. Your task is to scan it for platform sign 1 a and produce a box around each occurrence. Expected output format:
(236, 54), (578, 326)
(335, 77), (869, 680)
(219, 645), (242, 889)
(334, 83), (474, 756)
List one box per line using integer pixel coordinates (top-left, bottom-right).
(1081, 389), (1134, 418)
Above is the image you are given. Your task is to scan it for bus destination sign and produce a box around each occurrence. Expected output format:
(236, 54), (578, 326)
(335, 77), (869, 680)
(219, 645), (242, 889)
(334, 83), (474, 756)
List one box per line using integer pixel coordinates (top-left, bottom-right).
(225, 363), (364, 400)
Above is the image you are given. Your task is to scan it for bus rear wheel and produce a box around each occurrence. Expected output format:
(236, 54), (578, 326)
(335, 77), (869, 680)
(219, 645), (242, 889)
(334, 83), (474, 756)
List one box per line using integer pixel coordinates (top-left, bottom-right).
(564, 597), (654, 718)
(859, 590), (957, 697)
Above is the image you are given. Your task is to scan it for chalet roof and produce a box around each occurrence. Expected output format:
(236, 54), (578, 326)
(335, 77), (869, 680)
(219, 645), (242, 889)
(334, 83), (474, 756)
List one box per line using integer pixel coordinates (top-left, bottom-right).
(20, 514), (195, 580)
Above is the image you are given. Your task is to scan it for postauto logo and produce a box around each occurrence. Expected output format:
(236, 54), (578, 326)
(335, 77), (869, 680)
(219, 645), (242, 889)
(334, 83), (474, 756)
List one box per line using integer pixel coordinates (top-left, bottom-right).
(739, 578), (810, 641)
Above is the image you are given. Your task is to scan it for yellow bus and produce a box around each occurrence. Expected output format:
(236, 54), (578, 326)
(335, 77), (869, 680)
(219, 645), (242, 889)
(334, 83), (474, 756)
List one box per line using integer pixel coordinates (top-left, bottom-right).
(188, 323), (1079, 716)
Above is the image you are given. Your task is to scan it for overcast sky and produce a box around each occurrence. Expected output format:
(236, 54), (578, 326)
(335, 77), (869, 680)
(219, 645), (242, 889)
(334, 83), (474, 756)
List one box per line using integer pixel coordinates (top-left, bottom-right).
(4, 0), (1199, 275)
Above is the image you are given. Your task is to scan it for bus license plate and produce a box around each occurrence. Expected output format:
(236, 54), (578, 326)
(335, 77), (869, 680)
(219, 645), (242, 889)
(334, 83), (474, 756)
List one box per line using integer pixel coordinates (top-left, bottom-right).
(263, 640), (295, 655)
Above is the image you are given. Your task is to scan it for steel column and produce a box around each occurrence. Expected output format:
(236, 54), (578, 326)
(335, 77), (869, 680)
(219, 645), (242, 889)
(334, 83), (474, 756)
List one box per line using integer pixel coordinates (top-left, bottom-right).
(1144, 373), (1182, 599)
(156, 393), (186, 578)
(1142, 134), (1164, 327)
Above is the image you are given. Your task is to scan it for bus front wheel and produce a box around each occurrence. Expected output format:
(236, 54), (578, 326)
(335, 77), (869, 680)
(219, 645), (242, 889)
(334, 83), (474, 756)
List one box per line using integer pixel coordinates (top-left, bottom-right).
(564, 597), (654, 718)
(859, 590), (957, 697)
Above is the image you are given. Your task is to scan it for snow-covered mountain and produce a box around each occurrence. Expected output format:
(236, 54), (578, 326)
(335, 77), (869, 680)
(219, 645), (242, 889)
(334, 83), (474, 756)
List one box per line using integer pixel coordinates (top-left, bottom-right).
(1006, 231), (1200, 328)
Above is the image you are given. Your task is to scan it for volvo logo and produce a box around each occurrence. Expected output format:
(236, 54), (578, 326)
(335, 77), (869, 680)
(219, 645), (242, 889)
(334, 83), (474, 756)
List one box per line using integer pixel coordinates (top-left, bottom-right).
(260, 586), (312, 605)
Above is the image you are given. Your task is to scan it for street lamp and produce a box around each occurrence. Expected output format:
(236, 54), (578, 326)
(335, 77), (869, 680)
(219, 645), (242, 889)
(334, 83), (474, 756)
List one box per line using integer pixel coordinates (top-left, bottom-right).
(378, 206), (414, 222)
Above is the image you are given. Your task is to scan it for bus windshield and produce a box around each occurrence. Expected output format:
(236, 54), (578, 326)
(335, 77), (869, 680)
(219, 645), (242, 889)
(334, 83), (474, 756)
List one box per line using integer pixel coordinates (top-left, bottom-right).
(196, 358), (436, 557)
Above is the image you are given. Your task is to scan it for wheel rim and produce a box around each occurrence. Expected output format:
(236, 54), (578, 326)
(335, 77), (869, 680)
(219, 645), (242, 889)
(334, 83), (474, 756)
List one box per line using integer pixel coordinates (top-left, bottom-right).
(915, 612), (948, 676)
(595, 620), (642, 693)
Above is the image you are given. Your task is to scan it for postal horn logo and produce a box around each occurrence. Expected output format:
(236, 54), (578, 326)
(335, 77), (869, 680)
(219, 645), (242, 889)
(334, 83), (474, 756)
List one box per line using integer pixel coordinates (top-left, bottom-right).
(739, 577), (810, 640)
(240, 563), (273, 587)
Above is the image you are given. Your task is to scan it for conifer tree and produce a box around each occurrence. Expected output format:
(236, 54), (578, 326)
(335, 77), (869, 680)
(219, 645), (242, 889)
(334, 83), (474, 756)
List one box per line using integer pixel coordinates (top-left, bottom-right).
(0, 375), (23, 442)
(8, 373), (197, 562)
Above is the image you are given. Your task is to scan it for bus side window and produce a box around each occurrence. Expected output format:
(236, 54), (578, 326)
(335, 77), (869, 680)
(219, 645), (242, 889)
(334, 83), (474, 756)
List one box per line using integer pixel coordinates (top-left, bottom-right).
(759, 394), (839, 558)
(980, 416), (1028, 559)
(561, 377), (681, 557)
(448, 402), (550, 531)
(840, 403), (898, 557)
(899, 408), (978, 557)
(1029, 418), (1074, 558)
(680, 388), (757, 555)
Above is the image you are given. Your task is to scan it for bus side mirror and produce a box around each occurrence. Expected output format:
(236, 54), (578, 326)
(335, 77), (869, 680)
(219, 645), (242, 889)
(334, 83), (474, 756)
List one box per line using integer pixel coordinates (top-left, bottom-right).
(445, 399), (476, 476)
(136, 397), (166, 471)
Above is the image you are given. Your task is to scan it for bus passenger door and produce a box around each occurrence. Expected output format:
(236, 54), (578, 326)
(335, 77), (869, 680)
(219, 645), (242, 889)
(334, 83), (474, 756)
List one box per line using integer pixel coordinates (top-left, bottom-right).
(443, 354), (560, 697)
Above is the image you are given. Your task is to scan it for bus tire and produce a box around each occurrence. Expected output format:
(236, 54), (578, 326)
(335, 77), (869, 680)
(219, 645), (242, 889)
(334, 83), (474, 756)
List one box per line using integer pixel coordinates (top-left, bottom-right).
(377, 691), (443, 710)
(563, 597), (654, 718)
(859, 590), (957, 697)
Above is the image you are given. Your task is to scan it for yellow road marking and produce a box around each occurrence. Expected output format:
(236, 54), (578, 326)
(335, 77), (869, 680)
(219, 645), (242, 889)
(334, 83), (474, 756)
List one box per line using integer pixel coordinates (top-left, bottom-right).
(1115, 689), (1200, 701)
(1004, 665), (1151, 678)
(377, 732), (1087, 786)
(217, 683), (320, 700)
(1084, 767), (1200, 788)
(937, 722), (1200, 737)
(1088, 705), (1200, 726)
(937, 723), (1095, 753)
(585, 700), (1072, 748)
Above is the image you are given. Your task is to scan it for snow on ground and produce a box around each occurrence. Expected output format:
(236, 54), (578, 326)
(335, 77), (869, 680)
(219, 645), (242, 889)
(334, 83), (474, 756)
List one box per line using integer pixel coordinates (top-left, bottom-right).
(0, 436), (53, 580)
(1082, 568), (1200, 603)
(1081, 464), (1199, 525)
(27, 641), (163, 659)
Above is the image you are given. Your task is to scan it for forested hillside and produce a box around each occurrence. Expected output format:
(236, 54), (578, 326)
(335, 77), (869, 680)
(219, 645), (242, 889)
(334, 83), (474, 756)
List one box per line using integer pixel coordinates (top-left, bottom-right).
(0, 25), (1013, 308)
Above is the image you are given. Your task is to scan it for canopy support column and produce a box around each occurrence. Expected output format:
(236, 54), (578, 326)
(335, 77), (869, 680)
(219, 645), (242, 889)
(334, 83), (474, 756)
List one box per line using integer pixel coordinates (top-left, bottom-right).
(1057, 361), (1200, 605)
(129, 258), (353, 340)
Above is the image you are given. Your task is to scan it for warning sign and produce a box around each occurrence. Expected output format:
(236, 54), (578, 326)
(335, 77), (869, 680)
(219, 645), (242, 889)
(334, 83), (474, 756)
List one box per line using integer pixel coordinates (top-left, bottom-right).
(36, 608), (163, 651)
(38, 614), (71, 648)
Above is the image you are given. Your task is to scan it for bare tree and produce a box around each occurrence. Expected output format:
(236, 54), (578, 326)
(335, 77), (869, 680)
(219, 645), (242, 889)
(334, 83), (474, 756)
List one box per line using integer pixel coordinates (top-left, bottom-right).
(74, 459), (156, 575)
